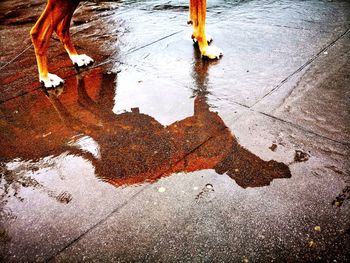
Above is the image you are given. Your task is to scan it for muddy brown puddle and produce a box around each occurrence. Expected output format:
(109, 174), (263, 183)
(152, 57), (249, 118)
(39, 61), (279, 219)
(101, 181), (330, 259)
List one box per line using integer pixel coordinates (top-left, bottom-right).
(0, 54), (291, 194)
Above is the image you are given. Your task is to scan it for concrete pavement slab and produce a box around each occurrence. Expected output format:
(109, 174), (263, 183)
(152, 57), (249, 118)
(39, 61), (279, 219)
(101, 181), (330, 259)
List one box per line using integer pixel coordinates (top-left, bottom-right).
(254, 30), (350, 143)
(1, 0), (349, 262)
(54, 109), (350, 262)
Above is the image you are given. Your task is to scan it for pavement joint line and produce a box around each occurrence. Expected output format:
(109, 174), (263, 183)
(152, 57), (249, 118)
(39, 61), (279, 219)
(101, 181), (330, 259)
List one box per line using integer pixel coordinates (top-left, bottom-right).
(0, 44), (33, 72)
(226, 20), (328, 32)
(47, 125), (229, 261)
(0, 6), (117, 71)
(46, 184), (151, 262)
(0, 90), (32, 105)
(81, 29), (184, 69)
(2, 14), (348, 146)
(257, 111), (350, 147)
(251, 27), (350, 108)
(231, 100), (350, 147)
(2, 69), (348, 148)
(1, 25), (183, 104)
(0, 59), (126, 105)
(125, 29), (185, 54)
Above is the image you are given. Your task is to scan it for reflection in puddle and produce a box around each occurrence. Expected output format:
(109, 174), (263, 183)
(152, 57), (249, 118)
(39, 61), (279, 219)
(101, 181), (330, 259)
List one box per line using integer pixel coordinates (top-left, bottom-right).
(0, 53), (291, 191)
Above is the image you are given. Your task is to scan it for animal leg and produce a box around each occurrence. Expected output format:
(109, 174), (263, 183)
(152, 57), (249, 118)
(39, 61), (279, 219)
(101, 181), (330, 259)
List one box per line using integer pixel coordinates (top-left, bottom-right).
(189, 0), (212, 43)
(30, 0), (69, 88)
(55, 1), (94, 68)
(190, 0), (223, 59)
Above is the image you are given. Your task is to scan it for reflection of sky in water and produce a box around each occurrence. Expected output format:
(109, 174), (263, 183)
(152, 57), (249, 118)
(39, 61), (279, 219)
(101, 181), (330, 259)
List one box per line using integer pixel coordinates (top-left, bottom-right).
(113, 66), (194, 126)
(68, 135), (101, 159)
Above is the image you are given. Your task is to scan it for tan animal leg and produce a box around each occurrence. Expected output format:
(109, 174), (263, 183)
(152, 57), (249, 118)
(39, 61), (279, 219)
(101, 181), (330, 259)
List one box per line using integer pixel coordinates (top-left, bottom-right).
(189, 0), (223, 59)
(31, 0), (93, 88)
(54, 1), (80, 57)
(30, 0), (60, 87)
(55, 2), (94, 68)
(188, 0), (195, 25)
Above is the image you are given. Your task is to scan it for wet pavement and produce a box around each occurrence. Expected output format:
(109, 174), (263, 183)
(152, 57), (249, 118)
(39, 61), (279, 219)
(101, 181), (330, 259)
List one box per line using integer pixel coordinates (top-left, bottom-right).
(1, 0), (350, 262)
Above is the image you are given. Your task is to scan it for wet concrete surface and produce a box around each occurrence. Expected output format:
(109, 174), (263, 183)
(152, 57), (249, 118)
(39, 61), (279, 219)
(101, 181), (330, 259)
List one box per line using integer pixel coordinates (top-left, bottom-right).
(1, 0), (350, 262)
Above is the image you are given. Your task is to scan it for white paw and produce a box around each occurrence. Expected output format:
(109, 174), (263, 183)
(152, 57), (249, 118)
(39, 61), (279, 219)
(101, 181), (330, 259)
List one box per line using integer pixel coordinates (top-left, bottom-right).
(40, 73), (64, 88)
(70, 54), (94, 67)
(202, 45), (224, 59)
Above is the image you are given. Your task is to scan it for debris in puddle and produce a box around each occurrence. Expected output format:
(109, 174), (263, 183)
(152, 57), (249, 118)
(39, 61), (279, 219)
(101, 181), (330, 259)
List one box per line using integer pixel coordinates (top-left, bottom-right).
(294, 150), (310, 162)
(205, 184), (213, 189)
(0, 162), (71, 207)
(308, 239), (316, 248)
(158, 187), (166, 193)
(269, 143), (277, 152)
(56, 192), (72, 204)
(311, 171), (321, 177)
(334, 201), (341, 207)
(195, 184), (214, 201)
(42, 132), (52, 138)
(0, 163), (42, 204)
(243, 257), (249, 263)
(314, 226), (321, 232)
(131, 107), (140, 114)
(332, 186), (350, 207)
(325, 165), (343, 175)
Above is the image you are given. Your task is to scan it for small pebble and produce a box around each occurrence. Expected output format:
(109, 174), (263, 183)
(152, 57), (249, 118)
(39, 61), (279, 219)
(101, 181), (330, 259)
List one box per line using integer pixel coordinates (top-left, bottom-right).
(269, 143), (277, 152)
(308, 240), (316, 248)
(158, 187), (166, 193)
(314, 226), (321, 232)
(206, 184), (213, 189)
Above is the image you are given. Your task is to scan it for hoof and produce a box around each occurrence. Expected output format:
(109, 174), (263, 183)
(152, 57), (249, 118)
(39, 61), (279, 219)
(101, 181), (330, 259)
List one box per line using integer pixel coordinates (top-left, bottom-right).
(70, 54), (94, 68)
(40, 73), (64, 88)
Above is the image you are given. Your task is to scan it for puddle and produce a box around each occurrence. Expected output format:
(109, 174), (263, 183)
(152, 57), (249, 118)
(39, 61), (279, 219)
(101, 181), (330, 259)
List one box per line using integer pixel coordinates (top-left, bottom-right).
(0, 53), (291, 195)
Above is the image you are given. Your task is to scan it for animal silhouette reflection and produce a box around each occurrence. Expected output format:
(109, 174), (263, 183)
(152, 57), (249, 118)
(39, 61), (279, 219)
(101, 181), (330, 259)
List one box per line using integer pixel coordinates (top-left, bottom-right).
(0, 59), (291, 188)
(47, 63), (290, 188)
